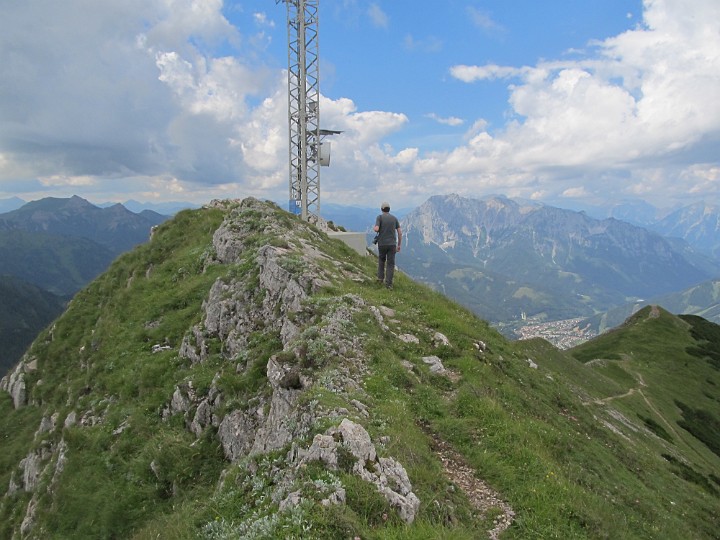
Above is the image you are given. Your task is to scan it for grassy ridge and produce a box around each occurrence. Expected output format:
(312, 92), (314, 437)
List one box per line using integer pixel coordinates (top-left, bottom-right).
(1, 202), (719, 538)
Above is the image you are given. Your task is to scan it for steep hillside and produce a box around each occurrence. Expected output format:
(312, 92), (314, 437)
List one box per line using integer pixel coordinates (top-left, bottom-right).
(569, 306), (720, 490)
(0, 230), (115, 296)
(0, 276), (65, 376)
(1, 199), (718, 539)
(401, 194), (720, 324)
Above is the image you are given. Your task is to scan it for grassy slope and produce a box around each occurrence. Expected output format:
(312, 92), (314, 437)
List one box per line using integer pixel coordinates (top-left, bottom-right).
(1, 203), (718, 539)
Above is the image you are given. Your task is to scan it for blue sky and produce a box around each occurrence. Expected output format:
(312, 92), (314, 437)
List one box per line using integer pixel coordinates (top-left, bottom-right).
(0, 0), (718, 212)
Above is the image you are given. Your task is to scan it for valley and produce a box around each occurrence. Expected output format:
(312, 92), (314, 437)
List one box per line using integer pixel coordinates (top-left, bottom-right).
(504, 316), (597, 349)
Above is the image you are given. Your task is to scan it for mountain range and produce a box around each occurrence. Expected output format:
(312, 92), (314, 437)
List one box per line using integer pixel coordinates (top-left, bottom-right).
(648, 201), (720, 261)
(399, 194), (720, 327)
(0, 195), (168, 295)
(0, 195), (167, 256)
(1, 199), (718, 538)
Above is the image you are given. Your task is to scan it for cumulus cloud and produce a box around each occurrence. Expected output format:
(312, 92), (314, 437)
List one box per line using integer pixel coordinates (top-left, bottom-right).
(438, 0), (720, 206)
(0, 0), (270, 199)
(0, 0), (428, 205)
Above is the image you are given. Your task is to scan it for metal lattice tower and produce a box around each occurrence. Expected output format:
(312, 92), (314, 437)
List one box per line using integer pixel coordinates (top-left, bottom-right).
(278, 0), (322, 221)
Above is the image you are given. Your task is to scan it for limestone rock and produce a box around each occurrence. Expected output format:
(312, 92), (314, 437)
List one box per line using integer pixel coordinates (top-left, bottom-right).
(0, 359), (32, 409)
(338, 418), (376, 462)
(218, 410), (257, 461)
(422, 355), (447, 374)
(303, 434), (338, 468)
(299, 419), (420, 524)
(432, 331), (451, 347)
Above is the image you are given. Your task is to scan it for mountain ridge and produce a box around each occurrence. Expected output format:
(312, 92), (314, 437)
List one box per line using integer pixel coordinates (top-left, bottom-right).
(400, 194), (720, 325)
(1, 198), (718, 538)
(584, 278), (720, 333)
(0, 195), (167, 255)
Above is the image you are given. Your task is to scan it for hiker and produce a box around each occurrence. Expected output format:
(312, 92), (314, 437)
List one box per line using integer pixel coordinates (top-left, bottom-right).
(374, 201), (402, 289)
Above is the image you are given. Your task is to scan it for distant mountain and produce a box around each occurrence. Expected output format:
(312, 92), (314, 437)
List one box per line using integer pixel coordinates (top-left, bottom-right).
(647, 201), (720, 261)
(400, 194), (720, 324)
(99, 199), (199, 215)
(0, 275), (65, 376)
(0, 197), (169, 372)
(320, 203), (413, 233)
(0, 195), (167, 255)
(606, 199), (663, 226)
(0, 197), (25, 213)
(583, 279), (720, 333)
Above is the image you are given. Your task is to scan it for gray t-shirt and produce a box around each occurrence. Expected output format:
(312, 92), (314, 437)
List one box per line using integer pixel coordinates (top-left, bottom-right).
(375, 212), (400, 246)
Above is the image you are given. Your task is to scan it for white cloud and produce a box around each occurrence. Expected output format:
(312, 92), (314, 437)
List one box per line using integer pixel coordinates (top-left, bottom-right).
(450, 64), (529, 83)
(426, 114), (464, 127)
(561, 186), (591, 199)
(368, 4), (389, 29)
(253, 12), (274, 28)
(466, 7), (503, 34)
(403, 34), (443, 53)
(435, 0), (720, 207)
(0, 0), (284, 201)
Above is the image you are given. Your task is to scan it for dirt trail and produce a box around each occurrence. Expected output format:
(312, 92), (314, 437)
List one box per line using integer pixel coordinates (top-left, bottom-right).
(586, 367), (682, 441)
(428, 432), (515, 539)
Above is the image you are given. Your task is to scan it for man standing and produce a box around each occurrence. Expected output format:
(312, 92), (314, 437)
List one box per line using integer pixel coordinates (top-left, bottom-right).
(374, 201), (402, 289)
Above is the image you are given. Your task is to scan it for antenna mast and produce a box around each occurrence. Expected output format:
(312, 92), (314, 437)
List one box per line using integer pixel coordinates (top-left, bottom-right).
(277, 0), (323, 221)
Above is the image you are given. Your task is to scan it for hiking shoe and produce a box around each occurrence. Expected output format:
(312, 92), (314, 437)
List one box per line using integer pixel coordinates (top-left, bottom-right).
(386, 283), (393, 290)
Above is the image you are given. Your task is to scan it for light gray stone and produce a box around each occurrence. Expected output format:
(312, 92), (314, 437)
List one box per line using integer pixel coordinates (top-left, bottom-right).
(218, 410), (257, 461)
(305, 434), (338, 468)
(338, 419), (376, 462)
(432, 331), (451, 347)
(422, 355), (447, 374)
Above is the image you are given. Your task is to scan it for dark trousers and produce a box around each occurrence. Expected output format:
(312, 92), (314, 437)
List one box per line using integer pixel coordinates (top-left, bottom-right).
(377, 244), (396, 285)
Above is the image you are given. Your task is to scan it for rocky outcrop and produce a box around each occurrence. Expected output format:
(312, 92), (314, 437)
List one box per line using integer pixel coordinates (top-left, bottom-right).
(0, 355), (38, 409)
(295, 419), (421, 523)
(180, 200), (332, 365)
(165, 199), (423, 524)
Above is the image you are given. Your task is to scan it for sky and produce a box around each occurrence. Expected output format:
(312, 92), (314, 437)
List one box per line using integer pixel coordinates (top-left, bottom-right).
(0, 0), (718, 213)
